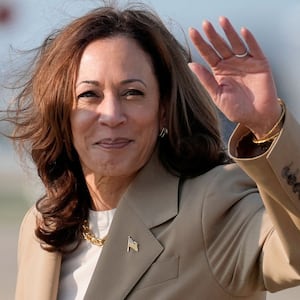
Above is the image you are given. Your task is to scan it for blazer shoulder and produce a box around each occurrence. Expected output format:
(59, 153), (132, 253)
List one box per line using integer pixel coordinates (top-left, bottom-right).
(19, 205), (38, 238)
(180, 164), (261, 234)
(17, 206), (39, 262)
(182, 163), (262, 232)
(185, 163), (258, 199)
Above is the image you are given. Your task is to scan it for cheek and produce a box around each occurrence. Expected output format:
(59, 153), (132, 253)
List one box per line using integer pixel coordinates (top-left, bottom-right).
(70, 110), (92, 151)
(70, 109), (94, 136)
(137, 110), (160, 141)
(70, 113), (82, 144)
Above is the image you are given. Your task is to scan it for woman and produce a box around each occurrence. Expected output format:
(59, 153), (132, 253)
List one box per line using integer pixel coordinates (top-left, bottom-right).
(6, 4), (300, 300)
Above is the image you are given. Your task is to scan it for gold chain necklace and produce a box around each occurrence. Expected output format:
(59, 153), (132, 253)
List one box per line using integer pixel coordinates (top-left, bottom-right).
(81, 220), (107, 247)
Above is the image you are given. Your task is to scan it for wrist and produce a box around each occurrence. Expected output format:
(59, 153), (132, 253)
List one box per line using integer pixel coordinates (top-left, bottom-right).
(252, 98), (285, 144)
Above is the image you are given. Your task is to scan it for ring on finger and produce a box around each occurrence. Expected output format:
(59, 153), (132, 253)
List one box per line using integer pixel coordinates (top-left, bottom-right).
(234, 50), (248, 58)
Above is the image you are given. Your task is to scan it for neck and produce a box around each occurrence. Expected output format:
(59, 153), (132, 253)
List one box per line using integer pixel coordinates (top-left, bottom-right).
(85, 173), (136, 211)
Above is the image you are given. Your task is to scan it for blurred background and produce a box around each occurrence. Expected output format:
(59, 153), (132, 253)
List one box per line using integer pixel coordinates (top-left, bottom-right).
(1, 0), (300, 299)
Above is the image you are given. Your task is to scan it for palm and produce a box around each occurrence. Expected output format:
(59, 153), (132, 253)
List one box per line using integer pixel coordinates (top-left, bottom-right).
(212, 56), (272, 122)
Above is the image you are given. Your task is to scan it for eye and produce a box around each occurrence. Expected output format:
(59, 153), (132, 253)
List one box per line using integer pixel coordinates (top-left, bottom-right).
(77, 90), (100, 100)
(122, 89), (144, 99)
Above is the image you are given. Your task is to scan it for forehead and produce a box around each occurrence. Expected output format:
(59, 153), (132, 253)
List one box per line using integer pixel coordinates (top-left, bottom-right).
(79, 36), (152, 68)
(76, 36), (157, 87)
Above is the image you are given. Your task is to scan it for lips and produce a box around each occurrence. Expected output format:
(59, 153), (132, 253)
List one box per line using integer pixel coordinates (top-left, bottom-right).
(95, 138), (133, 149)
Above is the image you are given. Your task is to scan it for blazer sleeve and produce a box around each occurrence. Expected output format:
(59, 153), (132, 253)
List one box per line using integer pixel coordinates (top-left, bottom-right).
(228, 109), (300, 292)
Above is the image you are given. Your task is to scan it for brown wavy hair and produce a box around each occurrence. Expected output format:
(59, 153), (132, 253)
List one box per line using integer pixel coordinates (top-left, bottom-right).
(2, 4), (229, 252)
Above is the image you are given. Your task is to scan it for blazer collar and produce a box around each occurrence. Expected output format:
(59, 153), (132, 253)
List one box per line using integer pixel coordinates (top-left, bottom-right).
(84, 151), (180, 300)
(123, 150), (179, 228)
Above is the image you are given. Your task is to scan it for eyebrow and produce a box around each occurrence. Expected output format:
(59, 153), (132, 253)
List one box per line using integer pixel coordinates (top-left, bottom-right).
(76, 79), (147, 88)
(76, 80), (99, 88)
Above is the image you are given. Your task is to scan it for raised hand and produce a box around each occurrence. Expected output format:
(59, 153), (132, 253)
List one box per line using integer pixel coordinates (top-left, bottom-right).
(189, 16), (282, 139)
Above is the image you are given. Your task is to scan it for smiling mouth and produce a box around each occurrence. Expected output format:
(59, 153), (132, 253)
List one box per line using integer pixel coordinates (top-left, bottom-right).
(95, 138), (133, 149)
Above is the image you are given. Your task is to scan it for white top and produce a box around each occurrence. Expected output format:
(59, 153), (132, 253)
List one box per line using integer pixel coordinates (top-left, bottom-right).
(57, 208), (116, 300)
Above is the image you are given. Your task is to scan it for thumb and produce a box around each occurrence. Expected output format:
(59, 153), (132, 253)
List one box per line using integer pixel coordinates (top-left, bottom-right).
(188, 62), (218, 100)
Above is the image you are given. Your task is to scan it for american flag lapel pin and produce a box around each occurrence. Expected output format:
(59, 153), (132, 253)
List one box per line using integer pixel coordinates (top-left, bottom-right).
(127, 236), (139, 252)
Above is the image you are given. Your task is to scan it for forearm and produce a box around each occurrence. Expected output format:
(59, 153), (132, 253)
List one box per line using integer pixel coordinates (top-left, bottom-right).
(228, 110), (300, 290)
(228, 109), (300, 211)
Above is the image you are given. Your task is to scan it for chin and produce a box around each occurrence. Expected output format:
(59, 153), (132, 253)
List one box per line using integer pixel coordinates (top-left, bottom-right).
(93, 161), (141, 177)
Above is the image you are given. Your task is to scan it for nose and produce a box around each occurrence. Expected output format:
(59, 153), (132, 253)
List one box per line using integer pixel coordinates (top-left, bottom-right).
(97, 93), (127, 127)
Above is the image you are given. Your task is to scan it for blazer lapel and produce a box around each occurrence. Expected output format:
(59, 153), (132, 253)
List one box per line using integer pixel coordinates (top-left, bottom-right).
(84, 152), (179, 300)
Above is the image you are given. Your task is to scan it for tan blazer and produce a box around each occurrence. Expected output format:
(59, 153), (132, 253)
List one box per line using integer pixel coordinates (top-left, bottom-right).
(15, 111), (300, 300)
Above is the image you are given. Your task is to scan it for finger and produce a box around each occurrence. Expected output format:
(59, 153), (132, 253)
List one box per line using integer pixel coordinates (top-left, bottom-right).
(202, 20), (233, 59)
(219, 16), (248, 56)
(189, 27), (221, 67)
(188, 62), (218, 99)
(241, 27), (266, 59)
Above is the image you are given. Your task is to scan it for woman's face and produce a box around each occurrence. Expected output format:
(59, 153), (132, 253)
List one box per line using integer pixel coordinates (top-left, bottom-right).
(71, 36), (162, 179)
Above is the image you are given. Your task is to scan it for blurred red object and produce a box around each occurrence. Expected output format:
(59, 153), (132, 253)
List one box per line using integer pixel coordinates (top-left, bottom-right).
(0, 4), (12, 24)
